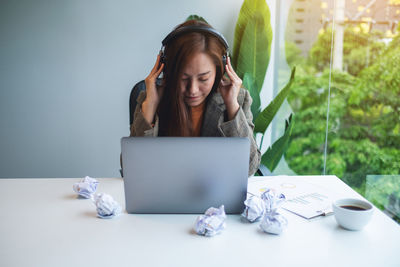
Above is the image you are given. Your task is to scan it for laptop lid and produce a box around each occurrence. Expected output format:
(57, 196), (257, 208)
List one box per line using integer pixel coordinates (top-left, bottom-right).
(121, 137), (250, 214)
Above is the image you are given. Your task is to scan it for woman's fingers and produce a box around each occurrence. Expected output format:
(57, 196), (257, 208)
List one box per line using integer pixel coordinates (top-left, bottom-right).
(224, 57), (241, 87)
(150, 54), (161, 74)
(224, 57), (235, 80)
(226, 57), (241, 81)
(147, 55), (164, 82)
(155, 63), (164, 76)
(150, 63), (164, 80)
(220, 76), (231, 87)
(220, 57), (241, 105)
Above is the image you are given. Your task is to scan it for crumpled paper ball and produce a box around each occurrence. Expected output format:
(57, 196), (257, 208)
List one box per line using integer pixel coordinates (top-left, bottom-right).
(259, 189), (288, 235)
(242, 196), (265, 222)
(93, 193), (122, 219)
(259, 210), (288, 235)
(195, 205), (227, 237)
(261, 189), (286, 212)
(73, 176), (99, 198)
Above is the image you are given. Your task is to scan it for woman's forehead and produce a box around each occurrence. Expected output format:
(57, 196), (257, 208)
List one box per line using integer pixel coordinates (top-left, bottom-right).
(181, 53), (215, 76)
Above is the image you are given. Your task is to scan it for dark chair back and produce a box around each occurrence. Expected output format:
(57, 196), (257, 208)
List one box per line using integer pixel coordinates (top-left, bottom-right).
(129, 78), (163, 125)
(129, 80), (147, 125)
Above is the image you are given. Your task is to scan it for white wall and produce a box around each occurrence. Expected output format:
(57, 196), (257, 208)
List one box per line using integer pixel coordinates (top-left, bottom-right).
(0, 0), (246, 177)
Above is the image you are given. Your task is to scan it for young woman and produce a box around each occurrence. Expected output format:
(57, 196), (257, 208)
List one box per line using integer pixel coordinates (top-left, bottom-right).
(130, 20), (261, 176)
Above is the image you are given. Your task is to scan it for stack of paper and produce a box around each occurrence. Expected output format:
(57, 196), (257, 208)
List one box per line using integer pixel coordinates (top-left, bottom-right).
(247, 177), (335, 219)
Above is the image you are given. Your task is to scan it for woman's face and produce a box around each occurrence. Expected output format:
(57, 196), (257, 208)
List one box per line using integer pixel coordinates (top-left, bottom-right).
(179, 52), (216, 107)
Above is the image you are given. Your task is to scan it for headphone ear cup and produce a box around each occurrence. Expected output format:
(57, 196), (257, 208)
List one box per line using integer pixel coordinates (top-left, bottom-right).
(160, 53), (166, 65)
(222, 54), (227, 73)
(160, 52), (166, 74)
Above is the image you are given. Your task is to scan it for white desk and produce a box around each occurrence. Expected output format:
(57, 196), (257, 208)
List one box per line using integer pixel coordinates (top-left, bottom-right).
(1, 176), (399, 267)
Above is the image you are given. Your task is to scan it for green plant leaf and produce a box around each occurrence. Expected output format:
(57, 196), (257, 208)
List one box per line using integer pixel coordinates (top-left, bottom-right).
(186, 15), (208, 24)
(254, 67), (296, 134)
(233, 0), (272, 93)
(233, 0), (272, 68)
(243, 73), (261, 120)
(261, 114), (294, 172)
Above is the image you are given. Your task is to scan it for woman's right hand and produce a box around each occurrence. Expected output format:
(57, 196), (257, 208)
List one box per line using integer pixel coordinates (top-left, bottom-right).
(142, 54), (164, 124)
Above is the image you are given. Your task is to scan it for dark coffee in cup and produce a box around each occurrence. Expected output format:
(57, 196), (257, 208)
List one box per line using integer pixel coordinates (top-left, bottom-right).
(340, 205), (367, 211)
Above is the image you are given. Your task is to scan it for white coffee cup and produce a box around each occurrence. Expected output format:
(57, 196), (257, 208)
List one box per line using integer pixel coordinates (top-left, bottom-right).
(332, 198), (373, 231)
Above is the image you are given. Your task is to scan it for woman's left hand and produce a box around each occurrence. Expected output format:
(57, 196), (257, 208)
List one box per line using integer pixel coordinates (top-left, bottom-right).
(218, 56), (242, 120)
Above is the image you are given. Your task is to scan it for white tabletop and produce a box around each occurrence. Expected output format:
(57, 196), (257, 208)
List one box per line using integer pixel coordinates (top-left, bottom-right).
(1, 175), (399, 267)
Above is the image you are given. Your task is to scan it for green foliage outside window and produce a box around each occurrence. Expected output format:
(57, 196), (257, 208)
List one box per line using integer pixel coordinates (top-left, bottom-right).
(309, 27), (386, 76)
(285, 25), (400, 220)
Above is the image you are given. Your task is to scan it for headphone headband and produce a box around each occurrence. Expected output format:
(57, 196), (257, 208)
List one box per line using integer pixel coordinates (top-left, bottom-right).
(161, 25), (229, 50)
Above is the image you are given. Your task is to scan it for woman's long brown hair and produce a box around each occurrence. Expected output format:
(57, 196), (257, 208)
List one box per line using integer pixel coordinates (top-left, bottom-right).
(157, 20), (226, 136)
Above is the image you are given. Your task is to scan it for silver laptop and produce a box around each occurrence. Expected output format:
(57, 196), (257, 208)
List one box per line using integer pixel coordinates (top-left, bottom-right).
(121, 137), (250, 214)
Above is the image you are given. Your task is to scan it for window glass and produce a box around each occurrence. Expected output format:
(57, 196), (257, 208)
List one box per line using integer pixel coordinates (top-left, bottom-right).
(273, 0), (400, 223)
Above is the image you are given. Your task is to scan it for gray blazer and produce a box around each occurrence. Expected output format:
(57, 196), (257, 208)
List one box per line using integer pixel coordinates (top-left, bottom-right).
(130, 88), (261, 176)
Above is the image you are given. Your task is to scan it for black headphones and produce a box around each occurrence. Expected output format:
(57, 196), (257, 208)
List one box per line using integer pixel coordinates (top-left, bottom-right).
(159, 25), (229, 72)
